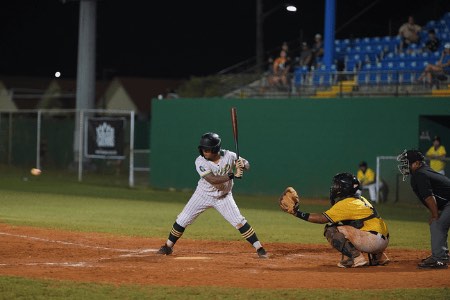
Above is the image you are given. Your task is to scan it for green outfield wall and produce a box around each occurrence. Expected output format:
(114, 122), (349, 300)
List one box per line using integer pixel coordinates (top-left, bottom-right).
(150, 97), (450, 201)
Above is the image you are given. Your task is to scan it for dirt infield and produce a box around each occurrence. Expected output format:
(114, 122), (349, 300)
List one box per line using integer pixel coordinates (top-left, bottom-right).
(0, 223), (449, 289)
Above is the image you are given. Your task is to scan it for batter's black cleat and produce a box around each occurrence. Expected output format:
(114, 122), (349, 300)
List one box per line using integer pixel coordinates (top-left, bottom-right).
(157, 244), (173, 255)
(417, 257), (448, 269)
(257, 247), (268, 259)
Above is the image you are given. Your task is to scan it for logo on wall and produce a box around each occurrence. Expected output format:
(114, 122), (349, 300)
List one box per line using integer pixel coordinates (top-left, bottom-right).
(96, 122), (115, 147)
(85, 117), (125, 159)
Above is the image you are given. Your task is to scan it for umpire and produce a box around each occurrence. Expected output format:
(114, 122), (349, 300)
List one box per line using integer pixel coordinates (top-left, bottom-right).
(397, 149), (450, 269)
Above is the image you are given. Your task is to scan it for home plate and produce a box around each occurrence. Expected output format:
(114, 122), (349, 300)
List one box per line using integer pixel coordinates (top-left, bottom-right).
(174, 257), (212, 260)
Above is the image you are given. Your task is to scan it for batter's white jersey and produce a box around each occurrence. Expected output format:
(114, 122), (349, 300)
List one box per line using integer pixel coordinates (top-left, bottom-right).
(175, 149), (250, 228)
(195, 149), (248, 198)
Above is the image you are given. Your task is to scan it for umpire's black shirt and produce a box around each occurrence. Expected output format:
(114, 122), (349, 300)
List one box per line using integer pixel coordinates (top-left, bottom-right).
(410, 164), (450, 210)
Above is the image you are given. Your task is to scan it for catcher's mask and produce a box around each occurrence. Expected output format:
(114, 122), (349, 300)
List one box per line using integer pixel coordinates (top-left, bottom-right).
(329, 172), (361, 205)
(397, 149), (424, 181)
(198, 132), (221, 156)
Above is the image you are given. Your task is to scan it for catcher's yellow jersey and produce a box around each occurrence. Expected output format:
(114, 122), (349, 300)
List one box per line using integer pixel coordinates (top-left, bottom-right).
(323, 197), (389, 236)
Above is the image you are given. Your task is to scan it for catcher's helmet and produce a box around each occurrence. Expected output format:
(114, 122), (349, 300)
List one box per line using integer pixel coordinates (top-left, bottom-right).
(198, 132), (221, 156)
(329, 172), (361, 205)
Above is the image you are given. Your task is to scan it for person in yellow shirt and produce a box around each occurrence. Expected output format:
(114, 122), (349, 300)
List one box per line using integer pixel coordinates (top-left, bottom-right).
(426, 136), (447, 175)
(357, 161), (383, 203)
(282, 172), (390, 268)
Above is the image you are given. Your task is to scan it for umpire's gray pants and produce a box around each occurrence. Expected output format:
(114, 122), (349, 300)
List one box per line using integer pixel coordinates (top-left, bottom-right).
(430, 202), (450, 260)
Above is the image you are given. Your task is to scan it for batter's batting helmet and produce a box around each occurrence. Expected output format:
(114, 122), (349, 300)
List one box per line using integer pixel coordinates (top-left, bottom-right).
(329, 172), (361, 205)
(198, 132), (221, 156)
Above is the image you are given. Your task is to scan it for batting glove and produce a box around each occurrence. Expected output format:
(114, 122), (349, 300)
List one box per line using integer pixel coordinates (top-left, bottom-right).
(235, 158), (245, 169)
(235, 166), (244, 179)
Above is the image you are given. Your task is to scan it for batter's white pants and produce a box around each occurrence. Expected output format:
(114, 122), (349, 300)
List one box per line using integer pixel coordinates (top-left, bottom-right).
(176, 191), (247, 229)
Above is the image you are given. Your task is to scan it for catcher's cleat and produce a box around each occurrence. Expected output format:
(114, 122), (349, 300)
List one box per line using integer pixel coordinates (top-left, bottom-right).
(337, 254), (368, 268)
(418, 257), (448, 269)
(157, 244), (173, 255)
(257, 247), (268, 259)
(369, 252), (390, 266)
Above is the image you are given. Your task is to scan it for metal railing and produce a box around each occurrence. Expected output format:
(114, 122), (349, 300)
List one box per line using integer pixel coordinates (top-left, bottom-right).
(223, 69), (450, 98)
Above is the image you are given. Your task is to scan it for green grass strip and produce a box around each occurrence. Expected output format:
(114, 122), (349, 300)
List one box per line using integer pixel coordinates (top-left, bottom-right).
(0, 167), (438, 249)
(0, 276), (449, 300)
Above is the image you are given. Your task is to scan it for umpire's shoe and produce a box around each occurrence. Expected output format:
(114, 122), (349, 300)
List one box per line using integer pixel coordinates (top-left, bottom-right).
(421, 254), (449, 263)
(418, 256), (448, 269)
(157, 244), (173, 255)
(257, 247), (269, 259)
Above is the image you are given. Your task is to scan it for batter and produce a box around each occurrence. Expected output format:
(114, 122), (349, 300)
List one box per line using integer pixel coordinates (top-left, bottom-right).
(157, 132), (268, 258)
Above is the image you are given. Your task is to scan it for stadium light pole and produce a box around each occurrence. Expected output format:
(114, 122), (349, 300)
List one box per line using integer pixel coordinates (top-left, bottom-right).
(62, 0), (97, 167)
(256, 1), (297, 73)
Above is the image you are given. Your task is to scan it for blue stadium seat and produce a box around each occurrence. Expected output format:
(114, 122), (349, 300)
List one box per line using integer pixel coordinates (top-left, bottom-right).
(294, 66), (309, 86)
(370, 37), (382, 46)
(424, 20), (436, 30)
(420, 30), (428, 41)
(379, 62), (398, 84)
(311, 65), (337, 86)
(345, 53), (362, 71)
(409, 61), (422, 71)
(345, 60), (360, 72)
(358, 64), (379, 84)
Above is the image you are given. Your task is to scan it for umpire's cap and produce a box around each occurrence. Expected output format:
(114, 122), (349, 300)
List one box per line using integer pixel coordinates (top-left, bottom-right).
(405, 150), (425, 164)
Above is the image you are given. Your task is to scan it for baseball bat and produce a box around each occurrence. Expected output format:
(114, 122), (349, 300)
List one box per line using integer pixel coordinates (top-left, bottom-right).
(230, 107), (240, 159)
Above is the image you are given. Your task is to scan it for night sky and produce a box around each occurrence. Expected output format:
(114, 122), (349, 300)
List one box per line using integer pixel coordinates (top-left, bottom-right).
(1, 0), (449, 80)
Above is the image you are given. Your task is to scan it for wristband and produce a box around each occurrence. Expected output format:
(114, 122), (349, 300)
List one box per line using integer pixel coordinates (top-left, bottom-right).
(295, 210), (310, 221)
(227, 173), (234, 180)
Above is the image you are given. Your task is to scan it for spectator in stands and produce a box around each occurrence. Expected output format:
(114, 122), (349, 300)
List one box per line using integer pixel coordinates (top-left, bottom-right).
(311, 33), (324, 67)
(281, 41), (290, 55)
(357, 161), (385, 203)
(268, 50), (291, 88)
(281, 41), (294, 79)
(266, 42), (293, 76)
(426, 136), (447, 175)
(398, 16), (422, 53)
(423, 29), (441, 53)
(298, 42), (313, 69)
(417, 43), (450, 84)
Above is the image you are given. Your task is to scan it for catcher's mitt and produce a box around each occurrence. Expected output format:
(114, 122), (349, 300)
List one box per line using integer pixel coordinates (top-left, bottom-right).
(279, 187), (300, 215)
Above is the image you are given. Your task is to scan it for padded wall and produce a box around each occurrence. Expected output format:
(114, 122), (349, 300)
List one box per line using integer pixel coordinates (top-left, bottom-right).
(150, 97), (450, 198)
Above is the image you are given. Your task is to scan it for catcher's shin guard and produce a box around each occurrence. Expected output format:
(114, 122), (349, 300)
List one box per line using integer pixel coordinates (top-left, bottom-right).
(324, 225), (360, 258)
(168, 222), (185, 245)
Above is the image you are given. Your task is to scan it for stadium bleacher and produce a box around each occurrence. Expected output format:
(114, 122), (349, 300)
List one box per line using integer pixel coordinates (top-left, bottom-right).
(294, 12), (450, 92)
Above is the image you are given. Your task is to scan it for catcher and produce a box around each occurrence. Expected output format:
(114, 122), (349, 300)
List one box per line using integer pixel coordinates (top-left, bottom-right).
(279, 172), (390, 268)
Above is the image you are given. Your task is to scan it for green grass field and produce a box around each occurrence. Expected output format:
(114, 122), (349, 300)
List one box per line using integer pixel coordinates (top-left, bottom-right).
(0, 168), (448, 299)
